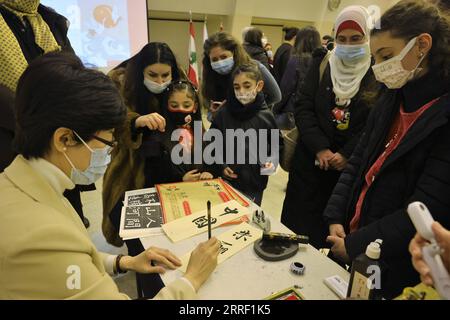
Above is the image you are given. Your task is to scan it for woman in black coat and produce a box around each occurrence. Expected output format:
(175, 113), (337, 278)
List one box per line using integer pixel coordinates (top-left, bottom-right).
(243, 27), (273, 74)
(324, 0), (450, 299)
(281, 6), (375, 249)
(273, 26), (322, 129)
(273, 27), (299, 84)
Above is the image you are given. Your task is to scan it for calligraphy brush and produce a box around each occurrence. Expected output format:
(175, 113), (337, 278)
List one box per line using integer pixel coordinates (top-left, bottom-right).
(207, 200), (212, 239)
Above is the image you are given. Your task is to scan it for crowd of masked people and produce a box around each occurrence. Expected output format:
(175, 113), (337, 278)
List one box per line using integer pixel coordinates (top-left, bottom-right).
(0, 0), (449, 300)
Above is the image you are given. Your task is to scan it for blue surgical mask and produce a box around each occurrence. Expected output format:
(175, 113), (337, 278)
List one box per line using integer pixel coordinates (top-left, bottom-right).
(211, 57), (234, 75)
(335, 43), (370, 62)
(63, 131), (112, 185)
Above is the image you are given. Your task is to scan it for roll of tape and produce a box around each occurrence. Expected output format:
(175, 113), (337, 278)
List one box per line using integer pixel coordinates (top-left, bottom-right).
(290, 262), (305, 275)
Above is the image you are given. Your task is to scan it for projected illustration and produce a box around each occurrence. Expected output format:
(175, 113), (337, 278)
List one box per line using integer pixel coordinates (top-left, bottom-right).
(42, 0), (131, 68)
(93, 4), (122, 28)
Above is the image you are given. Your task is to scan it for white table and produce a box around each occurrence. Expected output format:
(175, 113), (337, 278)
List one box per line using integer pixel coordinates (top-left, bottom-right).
(140, 195), (349, 300)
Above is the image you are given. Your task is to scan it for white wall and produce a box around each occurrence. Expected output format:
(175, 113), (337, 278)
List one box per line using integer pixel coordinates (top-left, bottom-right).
(316, 0), (400, 36)
(252, 0), (329, 22)
(149, 17), (225, 78)
(148, 0), (330, 21)
(147, 0), (235, 15)
(252, 25), (284, 53)
(149, 20), (203, 75)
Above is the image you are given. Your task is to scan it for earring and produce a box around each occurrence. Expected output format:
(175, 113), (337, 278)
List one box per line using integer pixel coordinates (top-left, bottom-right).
(419, 52), (424, 58)
(63, 147), (67, 151)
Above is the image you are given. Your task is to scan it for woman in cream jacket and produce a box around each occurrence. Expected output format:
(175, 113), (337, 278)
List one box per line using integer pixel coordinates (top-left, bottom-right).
(0, 52), (219, 300)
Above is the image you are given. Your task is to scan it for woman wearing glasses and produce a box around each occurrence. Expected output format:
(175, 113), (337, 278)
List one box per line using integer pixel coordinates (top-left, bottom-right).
(0, 53), (219, 300)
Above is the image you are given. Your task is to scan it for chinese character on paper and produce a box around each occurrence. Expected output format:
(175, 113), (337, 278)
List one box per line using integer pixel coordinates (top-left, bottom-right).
(192, 216), (217, 229)
(219, 241), (233, 254)
(233, 230), (252, 241)
(219, 207), (239, 217)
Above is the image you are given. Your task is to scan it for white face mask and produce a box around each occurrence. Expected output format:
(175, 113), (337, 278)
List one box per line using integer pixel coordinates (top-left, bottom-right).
(143, 78), (171, 94)
(235, 87), (258, 105)
(267, 50), (273, 59)
(63, 132), (112, 185)
(372, 37), (426, 89)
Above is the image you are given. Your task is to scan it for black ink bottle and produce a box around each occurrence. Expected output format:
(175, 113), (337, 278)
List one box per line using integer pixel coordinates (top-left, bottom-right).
(347, 239), (384, 300)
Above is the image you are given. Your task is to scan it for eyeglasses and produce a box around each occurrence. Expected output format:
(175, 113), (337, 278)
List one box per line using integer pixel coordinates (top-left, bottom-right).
(91, 135), (117, 148)
(72, 130), (117, 153)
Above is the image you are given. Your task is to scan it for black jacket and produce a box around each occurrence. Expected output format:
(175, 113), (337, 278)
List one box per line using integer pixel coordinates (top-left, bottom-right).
(280, 48), (373, 248)
(38, 5), (73, 53)
(210, 93), (279, 193)
(323, 70), (450, 299)
(0, 4), (74, 62)
(0, 85), (15, 172)
(0, 5), (73, 171)
(273, 43), (292, 84)
(133, 120), (207, 187)
(243, 43), (272, 74)
(273, 54), (313, 115)
(295, 48), (373, 159)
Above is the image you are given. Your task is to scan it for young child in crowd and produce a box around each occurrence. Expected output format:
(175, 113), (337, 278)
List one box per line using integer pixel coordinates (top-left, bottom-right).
(163, 80), (213, 182)
(209, 62), (279, 205)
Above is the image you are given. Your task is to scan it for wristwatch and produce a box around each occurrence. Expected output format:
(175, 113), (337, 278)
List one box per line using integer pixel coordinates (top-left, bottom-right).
(115, 254), (128, 274)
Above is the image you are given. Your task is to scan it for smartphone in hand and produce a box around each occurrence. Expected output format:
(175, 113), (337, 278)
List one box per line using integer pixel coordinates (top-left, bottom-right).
(210, 100), (226, 112)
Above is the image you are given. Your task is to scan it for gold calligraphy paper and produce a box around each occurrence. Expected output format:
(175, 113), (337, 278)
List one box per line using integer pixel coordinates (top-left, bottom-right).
(162, 200), (250, 242)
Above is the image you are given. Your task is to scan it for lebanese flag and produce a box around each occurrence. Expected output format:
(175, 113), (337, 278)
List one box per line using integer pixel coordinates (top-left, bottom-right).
(188, 19), (199, 87)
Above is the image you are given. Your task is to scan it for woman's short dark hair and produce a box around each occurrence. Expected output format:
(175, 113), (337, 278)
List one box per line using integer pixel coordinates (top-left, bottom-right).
(322, 35), (334, 43)
(283, 27), (300, 41)
(293, 26), (322, 56)
(244, 27), (264, 48)
(14, 52), (127, 159)
(371, 0), (450, 80)
(123, 42), (182, 115)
